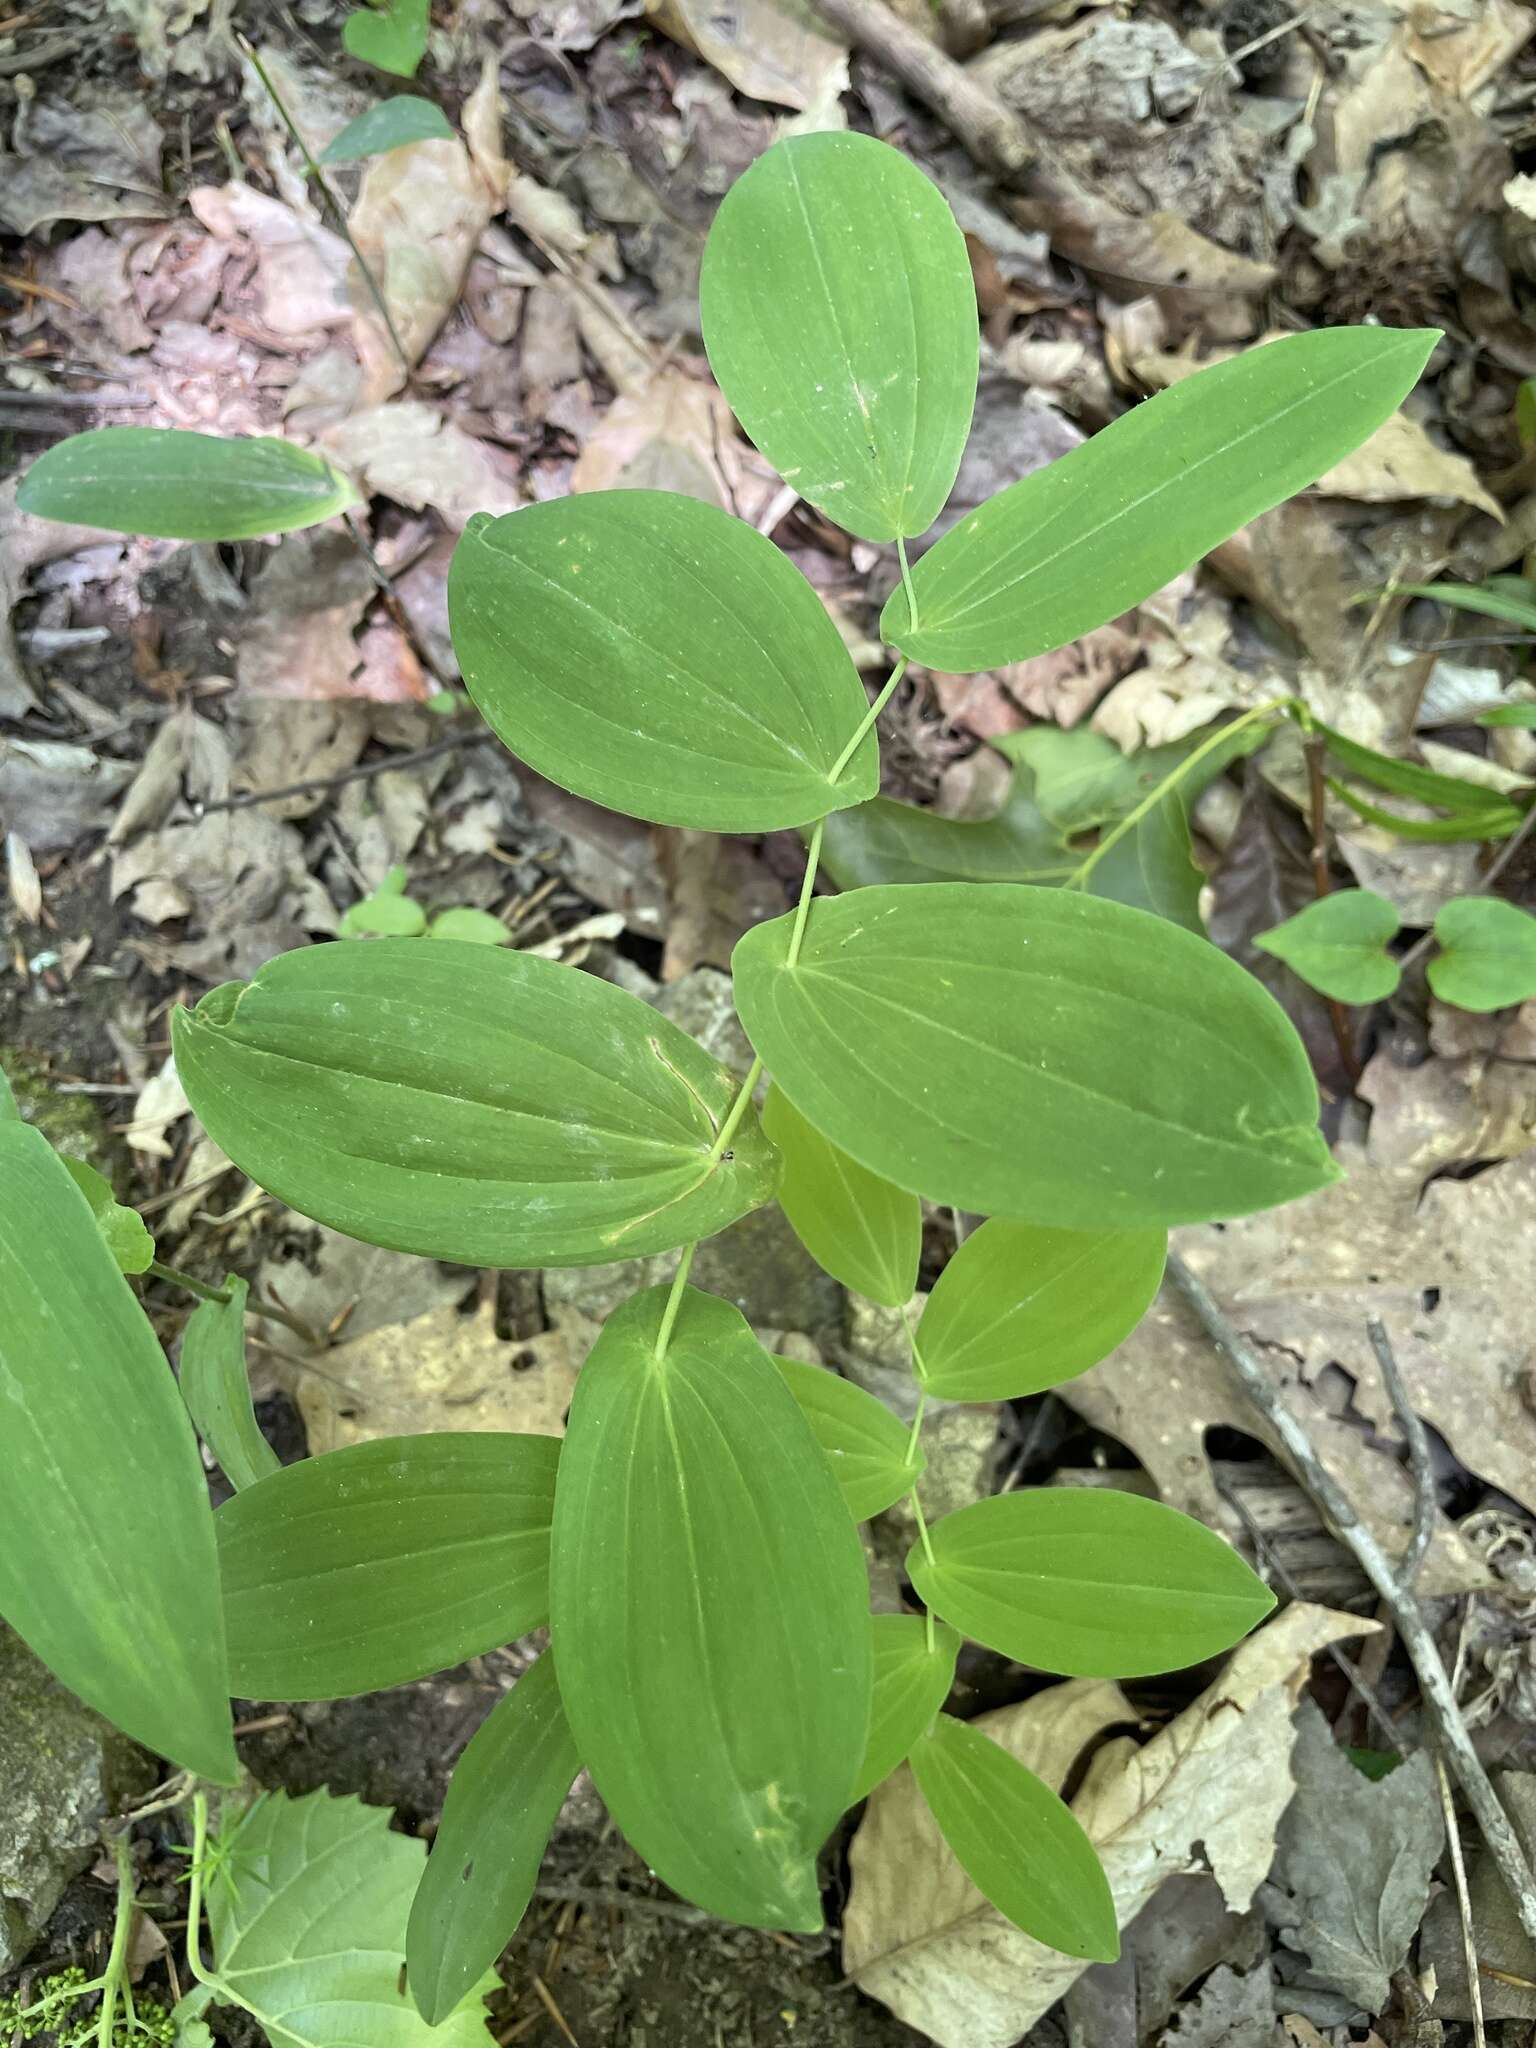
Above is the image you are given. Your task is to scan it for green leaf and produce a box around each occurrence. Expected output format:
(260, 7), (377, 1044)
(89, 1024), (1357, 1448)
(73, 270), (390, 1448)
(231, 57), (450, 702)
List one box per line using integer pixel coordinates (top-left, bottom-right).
(173, 939), (777, 1268)
(700, 132), (977, 545)
(1429, 896), (1536, 1011)
(851, 1613), (960, 1804)
(449, 491), (878, 832)
(1520, 380), (1536, 451)
(340, 890), (428, 937)
(1253, 889), (1402, 1004)
(1327, 782), (1521, 842)
(550, 1284), (872, 1930)
(909, 1487), (1275, 1677)
(17, 427), (357, 540)
(407, 1651), (580, 2024)
(1477, 704), (1536, 729)
(199, 1790), (494, 2046)
(319, 95), (454, 162)
(918, 1218), (1165, 1403)
(885, 328), (1439, 671)
(0, 1122), (236, 1781)
(217, 1432), (558, 1698)
(733, 883), (1337, 1230)
(1316, 720), (1523, 819)
(179, 1277), (279, 1492)
(773, 1354), (921, 1522)
(60, 1156), (155, 1273)
(1397, 580), (1536, 635)
(342, 0), (430, 75)
(762, 1084), (920, 1306)
(910, 1715), (1118, 1961)
(428, 906), (509, 944)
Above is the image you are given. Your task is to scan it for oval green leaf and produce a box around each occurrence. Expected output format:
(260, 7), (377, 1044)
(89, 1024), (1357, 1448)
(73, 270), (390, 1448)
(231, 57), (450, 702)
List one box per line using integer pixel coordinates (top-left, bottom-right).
(885, 328), (1439, 671)
(0, 1122), (236, 1782)
(320, 94), (454, 162)
(174, 939), (778, 1268)
(428, 906), (509, 945)
(1254, 889), (1402, 1004)
(851, 1613), (960, 1805)
(733, 883), (1337, 1230)
(1429, 896), (1536, 1012)
(449, 491), (878, 832)
(217, 1432), (559, 1699)
(180, 1277), (280, 1491)
(919, 1219), (1166, 1403)
(550, 1284), (873, 1930)
(407, 1651), (580, 2025)
(17, 427), (357, 540)
(762, 1084), (920, 1306)
(700, 132), (978, 544)
(61, 1156), (155, 1274)
(909, 1487), (1275, 1678)
(910, 1714), (1118, 1961)
(773, 1354), (922, 1522)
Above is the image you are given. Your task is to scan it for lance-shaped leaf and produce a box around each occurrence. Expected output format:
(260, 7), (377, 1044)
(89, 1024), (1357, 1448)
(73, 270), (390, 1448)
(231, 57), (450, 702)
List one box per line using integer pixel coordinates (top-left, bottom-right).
(908, 1488), (1275, 1678)
(700, 131), (978, 544)
(449, 492), (879, 832)
(0, 1122), (236, 1782)
(408, 1651), (580, 2024)
(1254, 889), (1402, 1004)
(1315, 718), (1525, 836)
(918, 1219), (1165, 1403)
(61, 1156), (155, 1274)
(1429, 896), (1536, 1011)
(174, 938), (778, 1269)
(550, 1285), (872, 1930)
(762, 1084), (920, 1305)
(179, 1277), (280, 1492)
(218, 1433), (559, 1699)
(885, 328), (1439, 671)
(852, 1614), (960, 1805)
(320, 94), (454, 162)
(732, 883), (1336, 1230)
(774, 1354), (921, 1522)
(910, 1715), (1118, 1961)
(17, 427), (357, 540)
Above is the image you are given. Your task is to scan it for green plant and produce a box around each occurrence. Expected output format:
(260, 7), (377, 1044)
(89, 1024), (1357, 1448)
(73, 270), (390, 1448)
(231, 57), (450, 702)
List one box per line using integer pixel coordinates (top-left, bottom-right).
(1259, 886), (1536, 1011)
(4, 133), (1440, 2007)
(338, 864), (511, 942)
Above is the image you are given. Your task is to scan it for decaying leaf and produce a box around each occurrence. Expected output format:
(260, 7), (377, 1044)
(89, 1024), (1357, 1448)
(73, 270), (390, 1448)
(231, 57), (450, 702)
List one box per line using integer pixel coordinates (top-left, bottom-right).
(1420, 1770), (1536, 2022)
(646, 0), (848, 111)
(324, 402), (521, 529)
(569, 368), (778, 522)
(844, 1604), (1375, 2048)
(1159, 1963), (1278, 2048)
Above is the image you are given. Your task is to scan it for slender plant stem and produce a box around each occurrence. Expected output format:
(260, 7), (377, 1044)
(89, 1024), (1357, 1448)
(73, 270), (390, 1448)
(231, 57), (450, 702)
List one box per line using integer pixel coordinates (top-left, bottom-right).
(236, 36), (412, 378)
(705, 1057), (764, 1169)
(186, 1792), (213, 1988)
(96, 1833), (138, 2048)
(145, 1262), (317, 1344)
(653, 1243), (697, 1363)
(830, 658), (909, 784)
(785, 821), (825, 970)
(1069, 698), (1289, 890)
(899, 1305), (937, 1649)
(895, 536), (919, 637)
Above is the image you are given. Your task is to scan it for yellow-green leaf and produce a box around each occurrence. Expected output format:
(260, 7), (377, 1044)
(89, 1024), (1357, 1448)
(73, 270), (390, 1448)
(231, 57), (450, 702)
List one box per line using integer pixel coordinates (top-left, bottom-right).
(17, 427), (357, 540)
(762, 1084), (919, 1305)
(773, 1354), (921, 1522)
(179, 1276), (280, 1491)
(851, 1613), (960, 1804)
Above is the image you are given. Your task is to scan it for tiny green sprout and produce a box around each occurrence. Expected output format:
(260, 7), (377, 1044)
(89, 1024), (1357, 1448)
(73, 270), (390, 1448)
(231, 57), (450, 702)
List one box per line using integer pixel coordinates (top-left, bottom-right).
(4, 130), (1442, 1988)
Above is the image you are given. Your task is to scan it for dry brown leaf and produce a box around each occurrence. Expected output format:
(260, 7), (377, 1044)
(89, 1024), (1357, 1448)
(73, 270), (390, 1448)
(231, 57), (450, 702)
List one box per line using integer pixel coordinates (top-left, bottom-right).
(188, 184), (351, 341)
(659, 829), (788, 981)
(324, 402), (520, 530)
(646, 0), (848, 110)
(844, 1604), (1376, 2048)
(1359, 1044), (1536, 1174)
(1404, 0), (1531, 99)
(570, 368), (778, 521)
(294, 1300), (579, 1454)
(1092, 602), (1270, 751)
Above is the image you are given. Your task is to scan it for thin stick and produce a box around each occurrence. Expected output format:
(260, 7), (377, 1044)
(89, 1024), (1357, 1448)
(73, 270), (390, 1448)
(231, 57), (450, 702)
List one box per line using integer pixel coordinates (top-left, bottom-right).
(146, 1261), (318, 1345)
(1397, 799), (1536, 977)
(1368, 1314), (1435, 1591)
(1167, 1249), (1536, 1944)
(1301, 735), (1360, 1085)
(193, 731), (484, 817)
(1439, 1752), (1488, 2048)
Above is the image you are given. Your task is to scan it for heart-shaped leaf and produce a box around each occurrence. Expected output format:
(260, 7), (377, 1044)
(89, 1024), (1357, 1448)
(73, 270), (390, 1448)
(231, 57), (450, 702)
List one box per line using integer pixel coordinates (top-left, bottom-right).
(1254, 889), (1402, 1003)
(885, 328), (1438, 671)
(852, 1613), (960, 1804)
(218, 1433), (559, 1699)
(550, 1284), (872, 1930)
(174, 938), (778, 1269)
(701, 132), (978, 544)
(342, 0), (430, 76)
(179, 1277), (280, 1492)
(1429, 896), (1536, 1011)
(733, 883), (1337, 1229)
(449, 491), (879, 832)
(407, 1651), (580, 2024)
(908, 1487), (1275, 1677)
(774, 1354), (921, 1522)
(910, 1714), (1118, 1961)
(0, 1122), (236, 1782)
(17, 427), (356, 540)
(763, 1084), (919, 1306)
(918, 1218), (1166, 1403)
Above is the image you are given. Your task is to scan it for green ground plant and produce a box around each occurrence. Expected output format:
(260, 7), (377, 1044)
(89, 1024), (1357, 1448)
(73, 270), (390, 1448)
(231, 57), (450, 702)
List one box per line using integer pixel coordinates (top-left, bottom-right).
(5, 132), (1442, 2018)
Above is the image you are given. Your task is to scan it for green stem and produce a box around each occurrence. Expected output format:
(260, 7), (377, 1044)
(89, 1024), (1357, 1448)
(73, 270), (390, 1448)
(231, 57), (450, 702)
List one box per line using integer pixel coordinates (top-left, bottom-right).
(900, 1307), (937, 1650)
(96, 1834), (137, 2048)
(785, 820), (825, 971)
(1068, 698), (1289, 891)
(653, 1243), (697, 1363)
(237, 36), (412, 378)
(896, 536), (919, 638)
(829, 657), (909, 785)
(704, 1056), (764, 1169)
(186, 1793), (214, 1989)
(145, 1262), (317, 1345)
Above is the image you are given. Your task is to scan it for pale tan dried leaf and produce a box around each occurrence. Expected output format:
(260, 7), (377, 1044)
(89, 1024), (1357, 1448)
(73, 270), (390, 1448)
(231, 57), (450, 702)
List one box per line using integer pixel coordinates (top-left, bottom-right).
(327, 401), (523, 531)
(1406, 0), (1530, 99)
(127, 1055), (190, 1160)
(570, 368), (780, 522)
(188, 184), (351, 340)
(647, 0), (848, 110)
(5, 831), (41, 924)
(845, 1606), (1375, 2048)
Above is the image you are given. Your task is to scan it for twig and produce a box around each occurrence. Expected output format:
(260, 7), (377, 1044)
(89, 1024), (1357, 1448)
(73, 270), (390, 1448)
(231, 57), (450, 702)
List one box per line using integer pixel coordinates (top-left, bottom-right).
(1302, 735), (1360, 1086)
(803, 0), (1034, 182)
(533, 1882), (712, 1924)
(1167, 1249), (1536, 1944)
(193, 730), (486, 816)
(1439, 1752), (1488, 2048)
(1368, 1314), (1435, 1591)
(145, 1259), (319, 1345)
(1396, 799), (1536, 978)
(342, 510), (449, 690)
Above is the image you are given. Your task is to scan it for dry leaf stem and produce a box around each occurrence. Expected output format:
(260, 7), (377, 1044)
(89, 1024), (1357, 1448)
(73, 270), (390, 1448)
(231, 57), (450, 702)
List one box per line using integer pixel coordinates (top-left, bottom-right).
(1167, 1249), (1536, 1944)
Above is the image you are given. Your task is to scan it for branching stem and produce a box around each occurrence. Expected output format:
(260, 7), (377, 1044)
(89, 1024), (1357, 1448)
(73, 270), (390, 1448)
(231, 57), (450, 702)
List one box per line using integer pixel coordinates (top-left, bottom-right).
(895, 536), (919, 638)
(830, 658), (909, 785)
(96, 1832), (138, 2048)
(145, 1262), (317, 1345)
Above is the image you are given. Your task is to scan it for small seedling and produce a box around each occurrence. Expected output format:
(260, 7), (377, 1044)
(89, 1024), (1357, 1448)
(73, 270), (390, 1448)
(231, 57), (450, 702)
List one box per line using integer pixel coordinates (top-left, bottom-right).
(4, 133), (1443, 2002)
(1258, 887), (1536, 1012)
(339, 865), (510, 943)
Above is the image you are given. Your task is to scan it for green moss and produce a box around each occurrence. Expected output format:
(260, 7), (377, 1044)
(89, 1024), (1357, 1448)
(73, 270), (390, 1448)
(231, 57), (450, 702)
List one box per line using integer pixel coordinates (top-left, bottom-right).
(0, 1053), (111, 1167)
